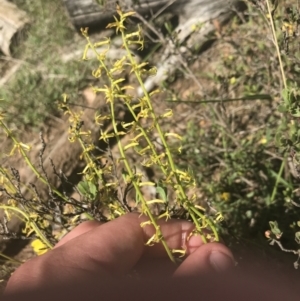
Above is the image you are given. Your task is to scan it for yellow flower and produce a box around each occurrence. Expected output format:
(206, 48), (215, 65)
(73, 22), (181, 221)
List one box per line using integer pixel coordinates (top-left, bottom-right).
(31, 239), (48, 256)
(259, 137), (267, 144)
(229, 77), (236, 85)
(220, 192), (230, 202)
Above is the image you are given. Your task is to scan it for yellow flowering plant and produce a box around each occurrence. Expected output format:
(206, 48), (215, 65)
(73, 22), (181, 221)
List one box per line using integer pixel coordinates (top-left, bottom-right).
(0, 5), (223, 264)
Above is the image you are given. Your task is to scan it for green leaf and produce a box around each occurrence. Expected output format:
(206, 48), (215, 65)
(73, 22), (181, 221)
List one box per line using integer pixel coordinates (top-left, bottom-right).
(269, 169), (292, 188)
(77, 180), (98, 201)
(291, 107), (300, 117)
(277, 103), (287, 113)
(275, 132), (283, 145)
(269, 221), (282, 238)
(281, 88), (290, 104)
(78, 180), (89, 196)
(156, 185), (167, 202)
(88, 181), (98, 199)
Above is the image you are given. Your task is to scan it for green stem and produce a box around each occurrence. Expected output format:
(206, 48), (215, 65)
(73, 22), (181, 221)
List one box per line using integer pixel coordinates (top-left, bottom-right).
(270, 158), (285, 204)
(190, 206), (219, 241)
(77, 136), (106, 184)
(110, 86), (176, 263)
(83, 33), (176, 263)
(0, 205), (53, 249)
(121, 30), (218, 242)
(0, 253), (22, 264)
(0, 121), (68, 203)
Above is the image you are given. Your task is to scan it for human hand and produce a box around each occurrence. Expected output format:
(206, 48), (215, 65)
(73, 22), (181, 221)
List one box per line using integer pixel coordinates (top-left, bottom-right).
(3, 213), (299, 301)
(4, 213), (233, 298)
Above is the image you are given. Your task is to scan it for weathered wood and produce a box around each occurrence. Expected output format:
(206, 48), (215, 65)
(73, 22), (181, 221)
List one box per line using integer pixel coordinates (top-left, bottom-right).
(62, 0), (173, 30)
(63, 0), (240, 30)
(0, 0), (30, 56)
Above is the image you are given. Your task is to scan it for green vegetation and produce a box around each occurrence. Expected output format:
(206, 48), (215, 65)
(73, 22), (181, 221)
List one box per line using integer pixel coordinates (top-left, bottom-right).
(172, 0), (300, 267)
(0, 0), (94, 127)
(1, 0), (300, 289)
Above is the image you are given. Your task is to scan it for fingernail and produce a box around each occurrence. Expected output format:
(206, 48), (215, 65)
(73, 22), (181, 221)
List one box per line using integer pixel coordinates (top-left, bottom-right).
(209, 251), (234, 273)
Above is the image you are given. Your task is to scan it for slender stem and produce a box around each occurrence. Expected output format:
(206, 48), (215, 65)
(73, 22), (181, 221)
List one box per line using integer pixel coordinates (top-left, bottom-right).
(0, 205), (53, 249)
(83, 33), (176, 263)
(265, 0), (288, 203)
(0, 252), (22, 264)
(190, 206), (219, 241)
(270, 158), (285, 204)
(265, 0), (287, 89)
(122, 30), (217, 242)
(0, 121), (68, 202)
(77, 136), (105, 184)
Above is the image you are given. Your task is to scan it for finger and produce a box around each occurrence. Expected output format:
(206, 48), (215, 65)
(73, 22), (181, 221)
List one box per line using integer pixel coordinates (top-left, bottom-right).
(141, 216), (205, 257)
(6, 215), (142, 294)
(54, 221), (102, 248)
(135, 228), (233, 278)
(132, 219), (206, 278)
(54, 213), (199, 275)
(174, 241), (234, 277)
(5, 213), (230, 294)
(52, 214), (205, 275)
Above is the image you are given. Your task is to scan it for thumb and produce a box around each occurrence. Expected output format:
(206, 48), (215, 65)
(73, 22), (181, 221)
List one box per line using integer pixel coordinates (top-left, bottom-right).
(174, 240), (234, 277)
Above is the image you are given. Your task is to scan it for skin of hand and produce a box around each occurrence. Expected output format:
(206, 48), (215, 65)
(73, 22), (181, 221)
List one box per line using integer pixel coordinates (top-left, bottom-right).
(3, 213), (300, 301)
